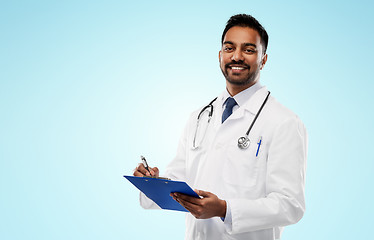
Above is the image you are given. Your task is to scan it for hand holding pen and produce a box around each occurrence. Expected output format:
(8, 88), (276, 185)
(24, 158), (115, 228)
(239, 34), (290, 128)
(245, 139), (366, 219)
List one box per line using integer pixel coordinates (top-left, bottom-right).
(133, 155), (159, 178)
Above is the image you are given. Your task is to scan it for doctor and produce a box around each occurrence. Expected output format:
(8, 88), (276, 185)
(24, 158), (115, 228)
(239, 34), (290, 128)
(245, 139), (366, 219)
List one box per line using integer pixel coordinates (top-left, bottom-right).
(133, 14), (308, 240)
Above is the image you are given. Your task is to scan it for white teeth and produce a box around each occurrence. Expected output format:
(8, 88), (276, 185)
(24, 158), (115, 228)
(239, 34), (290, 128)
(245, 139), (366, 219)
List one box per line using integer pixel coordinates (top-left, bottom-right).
(231, 67), (244, 70)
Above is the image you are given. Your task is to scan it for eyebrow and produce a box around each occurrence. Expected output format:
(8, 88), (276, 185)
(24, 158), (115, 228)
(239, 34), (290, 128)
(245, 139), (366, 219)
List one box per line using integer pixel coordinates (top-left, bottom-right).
(223, 41), (257, 48)
(245, 43), (257, 48)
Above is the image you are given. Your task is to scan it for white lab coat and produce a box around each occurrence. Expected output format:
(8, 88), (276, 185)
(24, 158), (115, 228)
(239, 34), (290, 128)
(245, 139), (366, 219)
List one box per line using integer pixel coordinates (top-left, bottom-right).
(140, 86), (308, 240)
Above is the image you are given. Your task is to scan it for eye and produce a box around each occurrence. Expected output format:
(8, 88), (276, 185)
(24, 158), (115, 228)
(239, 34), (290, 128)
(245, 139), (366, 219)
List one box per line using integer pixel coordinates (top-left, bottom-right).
(223, 46), (233, 52)
(245, 49), (256, 54)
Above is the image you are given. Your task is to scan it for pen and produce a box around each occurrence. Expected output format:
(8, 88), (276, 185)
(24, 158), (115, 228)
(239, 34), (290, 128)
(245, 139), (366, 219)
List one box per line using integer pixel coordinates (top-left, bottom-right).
(256, 137), (262, 157)
(140, 155), (152, 176)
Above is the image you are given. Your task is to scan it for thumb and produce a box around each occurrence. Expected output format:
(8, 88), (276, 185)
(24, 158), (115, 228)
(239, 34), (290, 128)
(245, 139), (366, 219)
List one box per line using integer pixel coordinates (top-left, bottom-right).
(195, 189), (212, 198)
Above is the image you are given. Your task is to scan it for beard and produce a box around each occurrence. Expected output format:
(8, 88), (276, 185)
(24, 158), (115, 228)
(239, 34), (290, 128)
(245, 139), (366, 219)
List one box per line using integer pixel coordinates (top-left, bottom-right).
(220, 62), (260, 86)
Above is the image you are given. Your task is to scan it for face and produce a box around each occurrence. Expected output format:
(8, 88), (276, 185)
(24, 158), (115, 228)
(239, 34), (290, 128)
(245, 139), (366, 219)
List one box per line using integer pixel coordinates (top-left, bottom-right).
(219, 26), (267, 90)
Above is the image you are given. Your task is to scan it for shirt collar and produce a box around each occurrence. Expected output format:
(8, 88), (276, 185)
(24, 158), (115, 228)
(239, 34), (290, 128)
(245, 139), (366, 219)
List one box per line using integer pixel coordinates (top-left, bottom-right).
(222, 81), (263, 108)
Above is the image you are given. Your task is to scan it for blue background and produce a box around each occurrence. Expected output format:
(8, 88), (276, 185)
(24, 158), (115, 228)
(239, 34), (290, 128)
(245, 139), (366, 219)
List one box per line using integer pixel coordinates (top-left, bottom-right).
(1, 0), (373, 239)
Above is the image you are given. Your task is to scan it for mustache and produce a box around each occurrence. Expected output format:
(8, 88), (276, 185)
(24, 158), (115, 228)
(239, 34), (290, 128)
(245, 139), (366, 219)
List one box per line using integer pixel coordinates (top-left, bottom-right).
(225, 61), (250, 69)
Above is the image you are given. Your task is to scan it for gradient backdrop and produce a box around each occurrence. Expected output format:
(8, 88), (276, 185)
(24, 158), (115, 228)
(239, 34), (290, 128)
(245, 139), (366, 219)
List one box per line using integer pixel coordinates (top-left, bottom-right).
(1, 0), (373, 239)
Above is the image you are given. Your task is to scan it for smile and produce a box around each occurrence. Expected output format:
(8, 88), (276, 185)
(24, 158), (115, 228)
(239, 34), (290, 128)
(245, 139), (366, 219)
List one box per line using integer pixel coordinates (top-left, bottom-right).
(226, 64), (250, 71)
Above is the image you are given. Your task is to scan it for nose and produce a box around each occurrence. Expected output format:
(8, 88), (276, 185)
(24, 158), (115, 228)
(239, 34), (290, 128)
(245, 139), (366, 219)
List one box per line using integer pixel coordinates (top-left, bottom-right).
(231, 49), (244, 62)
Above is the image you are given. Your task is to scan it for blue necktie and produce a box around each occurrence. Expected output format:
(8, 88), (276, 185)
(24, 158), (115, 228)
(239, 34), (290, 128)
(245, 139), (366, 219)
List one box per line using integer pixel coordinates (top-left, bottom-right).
(222, 97), (237, 123)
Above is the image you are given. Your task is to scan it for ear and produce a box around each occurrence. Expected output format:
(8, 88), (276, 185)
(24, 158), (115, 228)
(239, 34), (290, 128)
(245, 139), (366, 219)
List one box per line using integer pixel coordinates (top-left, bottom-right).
(218, 50), (222, 62)
(260, 53), (268, 70)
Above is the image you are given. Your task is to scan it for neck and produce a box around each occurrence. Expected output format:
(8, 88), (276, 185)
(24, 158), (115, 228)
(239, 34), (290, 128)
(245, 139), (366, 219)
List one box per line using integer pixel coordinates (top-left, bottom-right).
(226, 79), (259, 96)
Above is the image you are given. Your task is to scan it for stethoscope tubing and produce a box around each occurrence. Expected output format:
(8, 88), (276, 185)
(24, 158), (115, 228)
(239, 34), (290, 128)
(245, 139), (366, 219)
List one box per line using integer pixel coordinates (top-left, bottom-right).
(193, 91), (270, 150)
(197, 97), (217, 119)
(244, 91), (270, 137)
(192, 97), (217, 149)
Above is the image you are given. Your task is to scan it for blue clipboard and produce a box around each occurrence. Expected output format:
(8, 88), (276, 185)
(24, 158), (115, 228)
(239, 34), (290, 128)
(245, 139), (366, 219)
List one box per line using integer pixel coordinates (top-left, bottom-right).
(124, 175), (200, 212)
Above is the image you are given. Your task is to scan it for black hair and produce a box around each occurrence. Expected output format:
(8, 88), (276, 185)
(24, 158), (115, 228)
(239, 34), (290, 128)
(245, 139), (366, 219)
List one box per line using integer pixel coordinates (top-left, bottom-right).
(221, 14), (269, 53)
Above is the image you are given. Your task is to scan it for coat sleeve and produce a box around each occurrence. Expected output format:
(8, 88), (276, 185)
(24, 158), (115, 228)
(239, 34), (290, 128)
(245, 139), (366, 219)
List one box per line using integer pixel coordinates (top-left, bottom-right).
(225, 116), (308, 234)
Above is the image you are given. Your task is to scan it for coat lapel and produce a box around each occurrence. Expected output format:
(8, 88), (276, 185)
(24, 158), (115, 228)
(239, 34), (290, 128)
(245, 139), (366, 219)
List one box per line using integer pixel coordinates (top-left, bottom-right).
(228, 86), (269, 121)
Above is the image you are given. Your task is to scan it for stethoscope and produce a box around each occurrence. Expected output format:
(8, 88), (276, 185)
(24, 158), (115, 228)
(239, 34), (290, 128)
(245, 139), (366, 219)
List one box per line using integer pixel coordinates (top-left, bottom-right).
(192, 91), (270, 150)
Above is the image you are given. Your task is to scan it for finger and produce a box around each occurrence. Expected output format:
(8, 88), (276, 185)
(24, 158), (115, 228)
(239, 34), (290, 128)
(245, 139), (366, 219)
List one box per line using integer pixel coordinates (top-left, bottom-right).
(133, 170), (144, 177)
(151, 167), (159, 177)
(172, 194), (202, 218)
(174, 193), (201, 205)
(133, 164), (143, 177)
(175, 196), (200, 215)
(195, 189), (212, 198)
(148, 167), (157, 177)
(134, 163), (150, 176)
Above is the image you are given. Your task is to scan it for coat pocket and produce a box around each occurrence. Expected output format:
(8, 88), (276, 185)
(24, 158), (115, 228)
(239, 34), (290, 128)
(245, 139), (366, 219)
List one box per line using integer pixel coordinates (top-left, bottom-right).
(222, 141), (262, 188)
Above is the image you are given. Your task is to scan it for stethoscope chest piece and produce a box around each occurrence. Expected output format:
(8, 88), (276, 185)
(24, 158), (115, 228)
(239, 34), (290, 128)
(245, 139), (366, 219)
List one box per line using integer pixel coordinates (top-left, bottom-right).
(238, 136), (250, 149)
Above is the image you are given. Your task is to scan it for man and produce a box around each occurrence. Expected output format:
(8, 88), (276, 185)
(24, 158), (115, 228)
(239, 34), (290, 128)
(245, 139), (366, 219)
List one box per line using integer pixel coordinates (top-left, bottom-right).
(134, 14), (308, 240)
